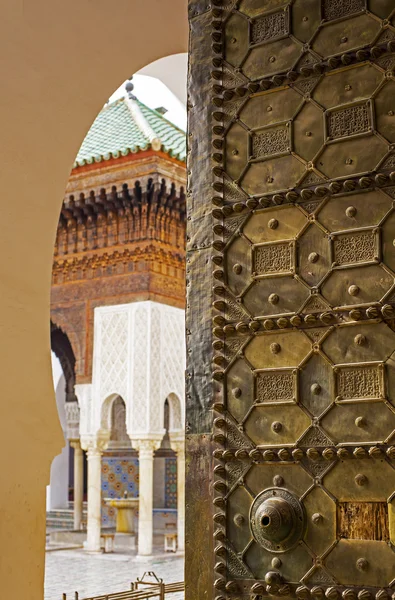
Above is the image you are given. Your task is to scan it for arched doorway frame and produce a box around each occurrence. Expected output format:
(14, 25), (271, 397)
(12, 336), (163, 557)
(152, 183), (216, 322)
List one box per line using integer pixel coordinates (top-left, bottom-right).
(0, 2), (188, 597)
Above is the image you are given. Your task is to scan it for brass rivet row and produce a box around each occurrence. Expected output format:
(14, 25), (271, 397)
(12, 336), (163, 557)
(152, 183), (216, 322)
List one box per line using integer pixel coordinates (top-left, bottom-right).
(210, 445), (395, 461)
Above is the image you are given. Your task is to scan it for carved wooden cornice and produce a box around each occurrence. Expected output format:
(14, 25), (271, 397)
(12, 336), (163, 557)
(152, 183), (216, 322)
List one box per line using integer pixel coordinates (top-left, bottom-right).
(54, 178), (186, 258)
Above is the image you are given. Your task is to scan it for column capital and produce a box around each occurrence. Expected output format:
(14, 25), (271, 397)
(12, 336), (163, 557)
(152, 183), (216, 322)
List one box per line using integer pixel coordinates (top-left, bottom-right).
(69, 439), (82, 451)
(131, 437), (161, 455)
(81, 431), (109, 453)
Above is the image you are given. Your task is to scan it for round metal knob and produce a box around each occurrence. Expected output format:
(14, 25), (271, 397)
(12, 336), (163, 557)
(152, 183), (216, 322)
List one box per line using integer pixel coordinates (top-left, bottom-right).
(355, 416), (366, 427)
(308, 252), (319, 263)
(311, 383), (321, 395)
(346, 206), (357, 218)
(356, 558), (369, 571)
(233, 263), (242, 274)
(270, 343), (281, 354)
(232, 387), (242, 398)
(265, 571), (283, 585)
(355, 473), (368, 486)
(312, 512), (322, 524)
(234, 513), (245, 527)
(271, 421), (282, 433)
(269, 293), (279, 305)
(354, 334), (366, 346)
(268, 218), (278, 230)
(271, 557), (282, 568)
(273, 475), (284, 487)
(348, 285), (360, 296)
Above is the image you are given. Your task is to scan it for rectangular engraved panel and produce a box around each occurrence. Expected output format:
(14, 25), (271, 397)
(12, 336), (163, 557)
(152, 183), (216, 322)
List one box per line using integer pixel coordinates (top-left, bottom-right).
(327, 104), (370, 140)
(252, 126), (289, 158)
(333, 230), (377, 265)
(337, 502), (389, 541)
(256, 369), (296, 403)
(254, 242), (294, 276)
(250, 11), (289, 45)
(323, 0), (366, 21)
(336, 364), (383, 401)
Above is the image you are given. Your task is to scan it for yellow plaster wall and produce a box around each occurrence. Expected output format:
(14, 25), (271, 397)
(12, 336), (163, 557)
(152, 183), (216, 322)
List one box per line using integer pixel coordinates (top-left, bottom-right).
(0, 1), (187, 597)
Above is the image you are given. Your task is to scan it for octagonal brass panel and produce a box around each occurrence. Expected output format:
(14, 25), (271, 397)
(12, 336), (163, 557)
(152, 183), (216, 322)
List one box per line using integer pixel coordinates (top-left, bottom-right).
(313, 63), (383, 110)
(321, 265), (394, 308)
(321, 401), (395, 444)
(242, 276), (309, 317)
(317, 135), (388, 180)
(241, 154), (306, 196)
(245, 331), (312, 369)
(299, 353), (334, 417)
(243, 37), (302, 80)
(226, 358), (255, 423)
(239, 88), (303, 130)
(293, 101), (324, 162)
(324, 459), (395, 502)
(303, 486), (336, 557)
(243, 205), (308, 244)
(324, 540), (395, 587)
(312, 15), (380, 58)
(297, 223), (332, 286)
(244, 404), (311, 446)
(318, 190), (392, 232)
(322, 323), (395, 364)
(225, 235), (252, 296)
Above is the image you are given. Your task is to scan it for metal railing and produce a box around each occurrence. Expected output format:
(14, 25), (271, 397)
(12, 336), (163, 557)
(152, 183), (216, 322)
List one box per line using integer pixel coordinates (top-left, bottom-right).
(62, 572), (184, 600)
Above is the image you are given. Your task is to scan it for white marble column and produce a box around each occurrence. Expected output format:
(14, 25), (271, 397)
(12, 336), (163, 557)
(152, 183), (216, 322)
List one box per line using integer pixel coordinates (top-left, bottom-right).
(81, 435), (109, 553)
(86, 445), (102, 552)
(70, 440), (84, 530)
(170, 438), (185, 552)
(133, 439), (160, 556)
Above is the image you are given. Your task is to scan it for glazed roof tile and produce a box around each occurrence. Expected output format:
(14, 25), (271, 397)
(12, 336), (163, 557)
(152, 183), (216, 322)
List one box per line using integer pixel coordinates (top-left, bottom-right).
(74, 96), (186, 167)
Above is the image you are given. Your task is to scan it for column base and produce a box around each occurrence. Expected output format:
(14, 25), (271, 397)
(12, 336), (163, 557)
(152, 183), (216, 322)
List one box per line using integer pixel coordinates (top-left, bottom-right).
(83, 540), (104, 554)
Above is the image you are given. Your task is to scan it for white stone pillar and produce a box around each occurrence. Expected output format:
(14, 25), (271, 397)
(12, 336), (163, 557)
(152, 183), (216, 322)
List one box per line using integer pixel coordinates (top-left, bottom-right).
(81, 435), (109, 553)
(70, 440), (84, 530)
(133, 439), (160, 556)
(171, 438), (185, 552)
(86, 446), (102, 552)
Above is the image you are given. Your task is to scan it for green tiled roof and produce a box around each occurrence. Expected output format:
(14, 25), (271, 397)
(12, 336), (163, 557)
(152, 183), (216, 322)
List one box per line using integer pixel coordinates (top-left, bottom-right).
(74, 96), (186, 167)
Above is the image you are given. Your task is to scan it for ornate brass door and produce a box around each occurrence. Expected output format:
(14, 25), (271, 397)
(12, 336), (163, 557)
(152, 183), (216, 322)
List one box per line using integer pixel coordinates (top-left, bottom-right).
(187, 1), (395, 599)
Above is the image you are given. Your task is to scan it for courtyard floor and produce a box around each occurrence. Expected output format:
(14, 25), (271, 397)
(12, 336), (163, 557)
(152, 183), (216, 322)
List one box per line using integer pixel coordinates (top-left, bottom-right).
(45, 549), (184, 600)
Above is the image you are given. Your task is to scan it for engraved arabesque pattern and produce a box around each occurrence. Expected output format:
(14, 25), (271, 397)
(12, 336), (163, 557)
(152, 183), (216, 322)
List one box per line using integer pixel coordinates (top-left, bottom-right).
(254, 243), (293, 275)
(337, 366), (382, 399)
(322, 0), (366, 21)
(256, 371), (294, 402)
(252, 126), (289, 158)
(327, 104), (370, 140)
(250, 11), (288, 45)
(333, 231), (376, 265)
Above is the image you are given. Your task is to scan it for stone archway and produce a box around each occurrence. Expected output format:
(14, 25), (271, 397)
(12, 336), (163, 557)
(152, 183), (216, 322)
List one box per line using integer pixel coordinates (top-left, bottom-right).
(0, 2), (188, 597)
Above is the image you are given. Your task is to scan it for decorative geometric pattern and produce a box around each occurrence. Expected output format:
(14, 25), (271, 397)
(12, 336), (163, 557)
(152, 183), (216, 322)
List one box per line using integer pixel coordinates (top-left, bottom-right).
(210, 2), (395, 597)
(87, 302), (184, 438)
(165, 457), (177, 509)
(101, 456), (139, 526)
(100, 456), (177, 525)
(327, 103), (370, 140)
(97, 308), (129, 403)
